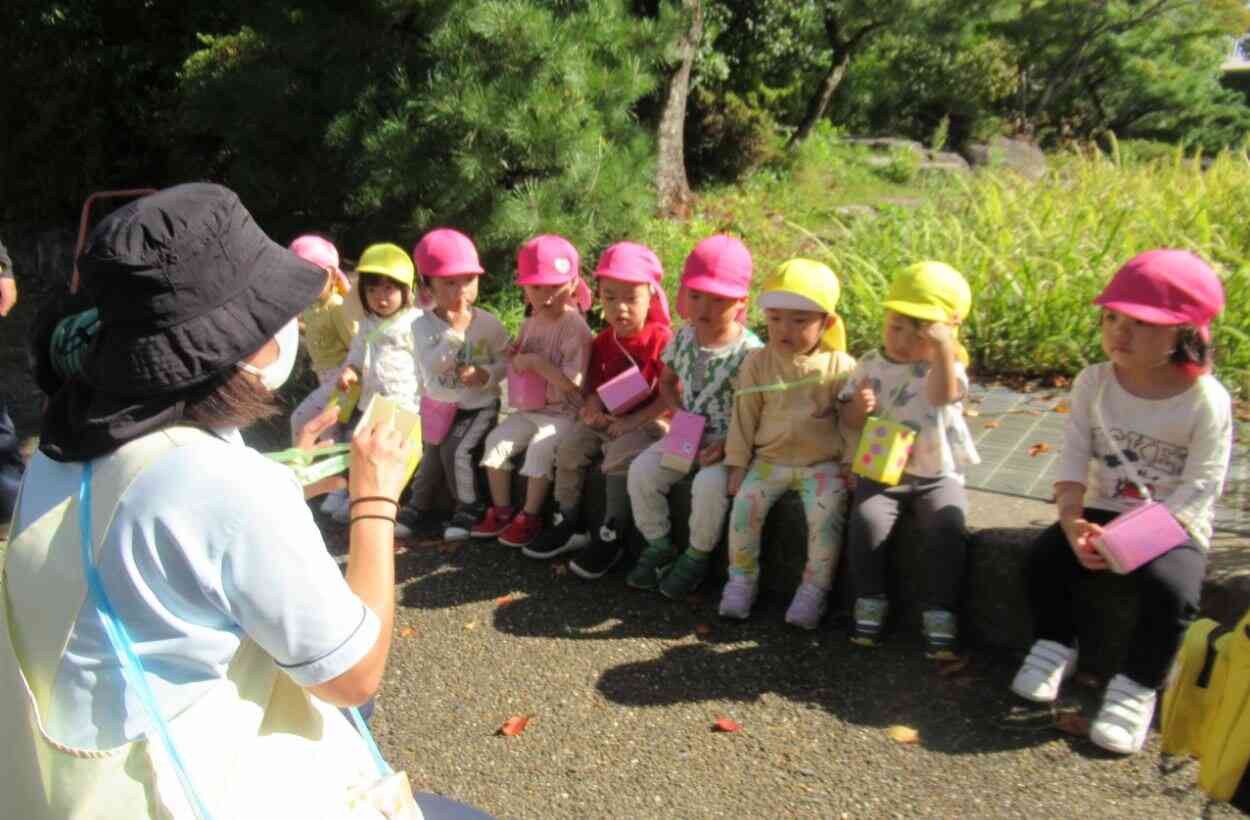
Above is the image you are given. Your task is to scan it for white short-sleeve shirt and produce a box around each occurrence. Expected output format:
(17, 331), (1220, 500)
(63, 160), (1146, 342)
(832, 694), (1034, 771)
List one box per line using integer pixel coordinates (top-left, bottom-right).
(13, 430), (380, 749)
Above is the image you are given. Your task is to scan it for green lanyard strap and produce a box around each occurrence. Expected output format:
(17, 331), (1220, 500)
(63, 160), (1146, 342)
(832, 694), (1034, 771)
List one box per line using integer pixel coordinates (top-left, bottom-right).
(265, 444), (351, 486)
(734, 374), (823, 398)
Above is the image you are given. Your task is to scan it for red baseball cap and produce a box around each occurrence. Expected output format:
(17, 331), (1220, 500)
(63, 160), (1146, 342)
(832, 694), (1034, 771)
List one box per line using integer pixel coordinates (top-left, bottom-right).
(413, 228), (484, 278)
(1094, 249), (1225, 340)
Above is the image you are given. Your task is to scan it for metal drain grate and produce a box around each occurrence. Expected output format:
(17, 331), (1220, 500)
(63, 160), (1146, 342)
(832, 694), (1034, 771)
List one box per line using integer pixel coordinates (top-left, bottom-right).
(962, 384), (1250, 537)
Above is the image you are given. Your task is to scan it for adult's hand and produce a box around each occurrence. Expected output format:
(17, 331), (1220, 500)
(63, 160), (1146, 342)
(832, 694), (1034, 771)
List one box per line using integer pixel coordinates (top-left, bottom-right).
(349, 411), (413, 504)
(0, 277), (16, 317)
(296, 405), (349, 500)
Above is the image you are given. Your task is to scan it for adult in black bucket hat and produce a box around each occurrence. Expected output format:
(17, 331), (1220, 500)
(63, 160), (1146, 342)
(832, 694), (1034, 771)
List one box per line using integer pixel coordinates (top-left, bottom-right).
(3, 184), (486, 819)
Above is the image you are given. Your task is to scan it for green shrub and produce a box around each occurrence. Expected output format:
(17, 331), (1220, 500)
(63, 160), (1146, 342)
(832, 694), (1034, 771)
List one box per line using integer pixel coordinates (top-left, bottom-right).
(638, 146), (1250, 396)
(685, 88), (786, 184)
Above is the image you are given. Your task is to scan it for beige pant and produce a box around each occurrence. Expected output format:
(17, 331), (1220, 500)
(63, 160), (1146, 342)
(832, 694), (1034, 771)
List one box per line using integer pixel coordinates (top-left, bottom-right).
(553, 422), (661, 511)
(480, 410), (575, 479)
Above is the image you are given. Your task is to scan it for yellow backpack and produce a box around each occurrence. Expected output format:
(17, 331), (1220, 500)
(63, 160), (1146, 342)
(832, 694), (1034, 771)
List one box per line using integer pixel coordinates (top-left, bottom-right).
(1162, 608), (1250, 807)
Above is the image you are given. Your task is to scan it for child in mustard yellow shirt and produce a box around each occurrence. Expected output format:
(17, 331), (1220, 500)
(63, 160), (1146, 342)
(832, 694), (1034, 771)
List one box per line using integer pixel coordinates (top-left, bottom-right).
(710, 260), (856, 627)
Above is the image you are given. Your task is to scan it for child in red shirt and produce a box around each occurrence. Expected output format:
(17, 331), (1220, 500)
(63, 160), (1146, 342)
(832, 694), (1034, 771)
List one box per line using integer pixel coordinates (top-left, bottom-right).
(524, 242), (673, 577)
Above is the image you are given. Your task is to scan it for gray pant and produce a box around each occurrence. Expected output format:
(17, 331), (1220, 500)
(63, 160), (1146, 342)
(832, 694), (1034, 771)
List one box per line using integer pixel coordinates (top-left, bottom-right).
(846, 474), (968, 612)
(408, 403), (498, 511)
(627, 438), (731, 552)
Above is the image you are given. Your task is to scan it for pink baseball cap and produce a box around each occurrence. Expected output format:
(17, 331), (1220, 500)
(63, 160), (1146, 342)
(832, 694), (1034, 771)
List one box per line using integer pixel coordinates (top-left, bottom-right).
(517, 234), (580, 286)
(414, 228), (484, 278)
(517, 234), (592, 312)
(289, 234), (348, 293)
(289, 234), (340, 272)
(595, 241), (671, 325)
(1094, 249), (1225, 340)
(681, 234), (752, 299)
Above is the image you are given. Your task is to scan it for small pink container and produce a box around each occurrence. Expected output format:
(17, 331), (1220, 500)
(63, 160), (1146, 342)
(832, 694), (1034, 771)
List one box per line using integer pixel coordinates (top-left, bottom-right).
(420, 396), (459, 444)
(660, 411), (706, 473)
(507, 365), (548, 411)
(1092, 502), (1188, 574)
(597, 366), (651, 415)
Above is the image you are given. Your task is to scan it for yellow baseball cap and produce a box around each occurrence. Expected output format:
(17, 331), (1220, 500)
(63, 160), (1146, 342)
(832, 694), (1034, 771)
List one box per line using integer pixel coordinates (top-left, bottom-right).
(355, 242), (415, 289)
(882, 261), (971, 324)
(757, 258), (846, 352)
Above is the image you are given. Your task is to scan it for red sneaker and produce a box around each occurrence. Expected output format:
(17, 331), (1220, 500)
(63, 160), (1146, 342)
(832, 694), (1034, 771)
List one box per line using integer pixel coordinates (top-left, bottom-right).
(497, 511), (543, 548)
(470, 506), (514, 539)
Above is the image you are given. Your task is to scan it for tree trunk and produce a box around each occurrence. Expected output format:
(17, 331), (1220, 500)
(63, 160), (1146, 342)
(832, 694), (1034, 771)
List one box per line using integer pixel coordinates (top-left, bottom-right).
(788, 49), (852, 149)
(655, 0), (702, 219)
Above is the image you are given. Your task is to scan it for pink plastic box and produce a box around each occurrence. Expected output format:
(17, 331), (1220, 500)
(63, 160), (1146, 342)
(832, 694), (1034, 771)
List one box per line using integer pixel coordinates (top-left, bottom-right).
(507, 365), (548, 411)
(660, 411), (706, 473)
(597, 365), (650, 415)
(1092, 502), (1188, 574)
(420, 396), (458, 444)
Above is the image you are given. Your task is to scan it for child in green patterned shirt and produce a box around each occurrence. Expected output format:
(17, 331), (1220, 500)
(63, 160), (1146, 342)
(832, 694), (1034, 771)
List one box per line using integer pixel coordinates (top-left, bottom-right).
(624, 235), (763, 593)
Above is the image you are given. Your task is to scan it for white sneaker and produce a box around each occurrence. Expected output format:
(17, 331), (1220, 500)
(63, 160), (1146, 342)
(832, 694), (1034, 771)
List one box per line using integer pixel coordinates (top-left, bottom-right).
(320, 489), (348, 517)
(718, 576), (758, 620)
(1010, 640), (1078, 703)
(1090, 674), (1157, 755)
(784, 582), (828, 630)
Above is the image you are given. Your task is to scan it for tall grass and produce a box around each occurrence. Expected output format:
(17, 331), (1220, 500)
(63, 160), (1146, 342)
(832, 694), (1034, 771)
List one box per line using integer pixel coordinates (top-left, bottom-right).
(632, 139), (1250, 396)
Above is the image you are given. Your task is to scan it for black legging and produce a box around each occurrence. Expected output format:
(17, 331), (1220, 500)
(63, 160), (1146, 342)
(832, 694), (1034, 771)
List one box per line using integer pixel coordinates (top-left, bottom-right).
(0, 396), (24, 522)
(1026, 507), (1207, 689)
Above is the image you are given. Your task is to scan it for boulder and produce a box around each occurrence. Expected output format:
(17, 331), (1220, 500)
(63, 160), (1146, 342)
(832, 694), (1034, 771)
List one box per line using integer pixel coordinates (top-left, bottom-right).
(960, 137), (1048, 180)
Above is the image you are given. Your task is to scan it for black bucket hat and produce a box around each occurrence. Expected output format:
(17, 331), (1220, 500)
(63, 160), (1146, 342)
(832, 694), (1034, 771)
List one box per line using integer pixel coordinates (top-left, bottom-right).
(39, 183), (325, 461)
(79, 182), (325, 397)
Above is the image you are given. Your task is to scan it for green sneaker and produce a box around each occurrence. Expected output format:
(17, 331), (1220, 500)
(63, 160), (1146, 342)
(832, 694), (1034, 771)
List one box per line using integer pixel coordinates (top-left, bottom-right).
(922, 609), (959, 660)
(626, 539), (677, 591)
(850, 596), (889, 647)
(659, 549), (710, 600)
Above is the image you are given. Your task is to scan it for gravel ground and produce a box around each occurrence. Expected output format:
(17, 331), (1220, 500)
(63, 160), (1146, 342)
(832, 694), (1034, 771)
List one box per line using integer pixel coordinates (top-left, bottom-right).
(320, 522), (1239, 820)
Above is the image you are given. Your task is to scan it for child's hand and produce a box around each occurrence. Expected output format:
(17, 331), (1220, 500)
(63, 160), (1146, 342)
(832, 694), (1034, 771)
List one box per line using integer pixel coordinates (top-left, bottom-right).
(697, 438), (726, 467)
(509, 353), (536, 373)
(580, 402), (609, 428)
(919, 320), (957, 349)
(554, 378), (585, 408)
(1063, 518), (1108, 571)
(850, 377), (877, 417)
(337, 367), (358, 393)
(726, 466), (746, 496)
(606, 416), (637, 438)
(458, 364), (488, 387)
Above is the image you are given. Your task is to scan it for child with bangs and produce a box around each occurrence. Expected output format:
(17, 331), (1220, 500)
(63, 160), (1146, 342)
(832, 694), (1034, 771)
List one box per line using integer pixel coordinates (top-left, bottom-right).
(711, 259), (857, 627)
(399, 229), (510, 542)
(471, 235), (595, 548)
(517, 242), (673, 576)
(625, 235), (764, 593)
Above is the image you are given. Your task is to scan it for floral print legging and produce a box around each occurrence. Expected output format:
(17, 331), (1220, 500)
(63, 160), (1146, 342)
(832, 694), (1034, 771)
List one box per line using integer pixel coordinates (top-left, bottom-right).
(727, 460), (848, 589)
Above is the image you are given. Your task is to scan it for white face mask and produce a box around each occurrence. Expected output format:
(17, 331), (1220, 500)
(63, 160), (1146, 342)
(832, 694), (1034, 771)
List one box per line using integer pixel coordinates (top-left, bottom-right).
(237, 318), (299, 391)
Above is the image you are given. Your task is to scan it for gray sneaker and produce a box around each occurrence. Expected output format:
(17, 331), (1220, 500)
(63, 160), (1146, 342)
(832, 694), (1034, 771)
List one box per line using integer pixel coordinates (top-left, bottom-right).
(784, 582), (829, 630)
(718, 576), (758, 620)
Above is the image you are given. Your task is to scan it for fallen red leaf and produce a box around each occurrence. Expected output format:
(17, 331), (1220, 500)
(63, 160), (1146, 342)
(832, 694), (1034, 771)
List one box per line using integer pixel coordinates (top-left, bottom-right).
(935, 655), (971, 677)
(497, 716), (530, 737)
(983, 420), (1001, 429)
(398, 626), (416, 638)
(1027, 442), (1052, 457)
(694, 623), (712, 638)
(495, 595), (515, 607)
(1053, 402), (1071, 414)
(1054, 711), (1090, 737)
(712, 717), (741, 733)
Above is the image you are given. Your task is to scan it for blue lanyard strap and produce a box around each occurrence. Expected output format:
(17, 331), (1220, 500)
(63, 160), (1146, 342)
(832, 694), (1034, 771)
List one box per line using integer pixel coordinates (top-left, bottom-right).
(78, 463), (214, 820)
(349, 706), (393, 776)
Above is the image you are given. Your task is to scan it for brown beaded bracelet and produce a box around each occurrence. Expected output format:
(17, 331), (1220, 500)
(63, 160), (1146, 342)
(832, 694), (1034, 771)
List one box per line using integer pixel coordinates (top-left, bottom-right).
(349, 496), (399, 508)
(350, 515), (396, 526)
